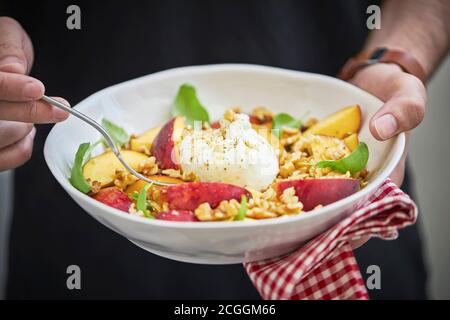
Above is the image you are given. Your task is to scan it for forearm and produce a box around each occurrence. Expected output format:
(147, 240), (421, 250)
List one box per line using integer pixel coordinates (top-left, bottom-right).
(364, 0), (450, 78)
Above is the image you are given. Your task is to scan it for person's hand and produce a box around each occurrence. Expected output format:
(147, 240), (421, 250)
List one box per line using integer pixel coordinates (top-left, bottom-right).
(350, 63), (426, 186)
(0, 17), (69, 171)
(347, 63), (426, 249)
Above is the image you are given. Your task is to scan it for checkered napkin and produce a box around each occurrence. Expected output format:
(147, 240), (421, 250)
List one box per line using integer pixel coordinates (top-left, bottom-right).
(244, 179), (418, 300)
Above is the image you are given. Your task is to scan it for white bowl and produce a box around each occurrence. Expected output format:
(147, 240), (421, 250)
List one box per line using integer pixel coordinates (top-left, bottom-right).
(44, 64), (405, 264)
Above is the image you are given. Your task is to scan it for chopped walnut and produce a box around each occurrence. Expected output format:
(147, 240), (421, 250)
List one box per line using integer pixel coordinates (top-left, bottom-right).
(302, 118), (318, 129)
(251, 106), (273, 122)
(162, 169), (198, 182)
(114, 168), (138, 190)
(277, 187), (303, 215)
(280, 161), (296, 178)
(245, 185), (303, 219)
(280, 132), (302, 147)
(223, 109), (236, 122)
(87, 179), (102, 194)
(194, 200), (240, 221)
(138, 156), (159, 175)
(246, 207), (278, 219)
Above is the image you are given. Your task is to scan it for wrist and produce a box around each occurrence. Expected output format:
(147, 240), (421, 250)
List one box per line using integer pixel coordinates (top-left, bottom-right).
(339, 47), (427, 85)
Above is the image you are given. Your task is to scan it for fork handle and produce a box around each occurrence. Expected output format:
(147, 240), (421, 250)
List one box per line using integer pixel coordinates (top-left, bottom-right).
(41, 95), (174, 186)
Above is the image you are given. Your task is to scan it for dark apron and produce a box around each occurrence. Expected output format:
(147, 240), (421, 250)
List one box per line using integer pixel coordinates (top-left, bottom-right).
(3, 0), (426, 299)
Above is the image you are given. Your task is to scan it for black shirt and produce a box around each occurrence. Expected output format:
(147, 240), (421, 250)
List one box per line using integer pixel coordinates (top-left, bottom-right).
(2, 0), (426, 299)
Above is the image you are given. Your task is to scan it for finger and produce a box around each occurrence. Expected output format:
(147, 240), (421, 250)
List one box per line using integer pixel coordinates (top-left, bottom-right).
(0, 126), (35, 171)
(0, 71), (45, 101)
(0, 97), (69, 123)
(0, 120), (33, 148)
(350, 236), (370, 250)
(370, 75), (426, 140)
(0, 17), (32, 74)
(389, 133), (410, 187)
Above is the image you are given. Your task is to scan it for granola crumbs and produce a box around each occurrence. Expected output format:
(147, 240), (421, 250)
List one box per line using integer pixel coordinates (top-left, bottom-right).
(245, 186), (303, 219)
(194, 199), (240, 221)
(251, 106), (273, 122)
(138, 156), (159, 175)
(87, 179), (102, 193)
(162, 169), (198, 182)
(223, 109), (236, 122)
(114, 168), (138, 190)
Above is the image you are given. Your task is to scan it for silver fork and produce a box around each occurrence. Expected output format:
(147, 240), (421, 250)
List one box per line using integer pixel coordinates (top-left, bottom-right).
(42, 95), (175, 186)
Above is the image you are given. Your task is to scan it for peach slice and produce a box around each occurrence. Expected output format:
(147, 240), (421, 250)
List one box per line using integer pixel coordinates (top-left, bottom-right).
(304, 105), (362, 139)
(92, 187), (133, 212)
(150, 117), (185, 170)
(160, 182), (251, 211)
(83, 150), (148, 187)
(343, 133), (359, 151)
(155, 210), (198, 222)
(277, 178), (360, 211)
(125, 175), (184, 195)
(130, 126), (161, 153)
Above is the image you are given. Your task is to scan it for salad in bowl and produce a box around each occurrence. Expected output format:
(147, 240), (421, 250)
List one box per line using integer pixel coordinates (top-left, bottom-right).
(44, 64), (403, 264)
(70, 84), (369, 222)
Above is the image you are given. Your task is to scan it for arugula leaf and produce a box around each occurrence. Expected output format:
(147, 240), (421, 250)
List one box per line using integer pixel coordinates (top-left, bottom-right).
(137, 183), (154, 219)
(235, 195), (248, 221)
(101, 118), (130, 147)
(316, 142), (369, 174)
(82, 139), (102, 164)
(129, 193), (139, 201)
(171, 84), (210, 125)
(69, 143), (92, 193)
(272, 113), (302, 138)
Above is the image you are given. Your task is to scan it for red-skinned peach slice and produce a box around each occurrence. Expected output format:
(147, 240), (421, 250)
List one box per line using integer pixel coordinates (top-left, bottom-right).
(160, 182), (251, 211)
(277, 178), (360, 211)
(155, 210), (198, 222)
(150, 117), (185, 170)
(92, 187), (133, 212)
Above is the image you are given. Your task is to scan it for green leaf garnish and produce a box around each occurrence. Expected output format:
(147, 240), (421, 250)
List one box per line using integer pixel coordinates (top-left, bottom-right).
(316, 142), (369, 174)
(101, 118), (130, 147)
(69, 143), (92, 194)
(171, 84), (210, 125)
(137, 183), (154, 219)
(235, 195), (248, 221)
(272, 113), (301, 138)
(82, 140), (102, 164)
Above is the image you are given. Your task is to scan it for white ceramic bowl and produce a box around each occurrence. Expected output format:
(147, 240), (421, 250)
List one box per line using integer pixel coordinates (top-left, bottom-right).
(44, 64), (405, 264)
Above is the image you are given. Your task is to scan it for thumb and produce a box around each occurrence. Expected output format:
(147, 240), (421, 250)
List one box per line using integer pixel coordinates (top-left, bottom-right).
(369, 75), (426, 141)
(0, 17), (33, 74)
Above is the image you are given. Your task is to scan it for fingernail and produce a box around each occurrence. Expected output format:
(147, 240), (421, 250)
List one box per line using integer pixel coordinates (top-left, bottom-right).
(0, 56), (25, 73)
(22, 81), (44, 99)
(374, 114), (398, 139)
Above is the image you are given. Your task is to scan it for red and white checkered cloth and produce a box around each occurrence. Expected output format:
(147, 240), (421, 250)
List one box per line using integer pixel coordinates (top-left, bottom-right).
(244, 179), (417, 300)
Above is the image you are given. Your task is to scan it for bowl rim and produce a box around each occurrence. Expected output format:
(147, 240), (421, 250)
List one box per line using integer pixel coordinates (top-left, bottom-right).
(44, 63), (405, 230)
